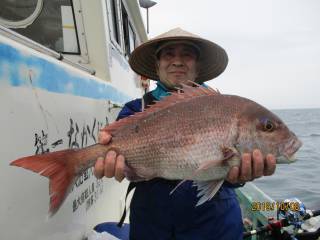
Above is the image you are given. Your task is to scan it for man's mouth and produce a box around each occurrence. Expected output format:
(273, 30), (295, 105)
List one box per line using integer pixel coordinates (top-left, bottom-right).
(169, 71), (186, 75)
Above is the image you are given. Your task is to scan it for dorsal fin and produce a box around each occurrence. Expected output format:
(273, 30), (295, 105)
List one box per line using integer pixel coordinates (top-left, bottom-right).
(104, 84), (220, 135)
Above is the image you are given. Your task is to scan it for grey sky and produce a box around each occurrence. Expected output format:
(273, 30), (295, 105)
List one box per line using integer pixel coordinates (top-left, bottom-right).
(143, 0), (320, 109)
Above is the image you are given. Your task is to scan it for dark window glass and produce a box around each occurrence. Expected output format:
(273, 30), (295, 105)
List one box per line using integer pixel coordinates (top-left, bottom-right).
(121, 2), (129, 56)
(0, 0), (80, 54)
(0, 0), (37, 21)
(110, 0), (120, 44)
(121, 2), (135, 57)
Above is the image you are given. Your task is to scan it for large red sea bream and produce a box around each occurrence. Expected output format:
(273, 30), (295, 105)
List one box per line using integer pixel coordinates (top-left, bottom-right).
(11, 84), (302, 215)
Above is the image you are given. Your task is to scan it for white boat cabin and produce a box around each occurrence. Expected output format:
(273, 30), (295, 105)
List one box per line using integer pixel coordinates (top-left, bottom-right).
(0, 1), (148, 239)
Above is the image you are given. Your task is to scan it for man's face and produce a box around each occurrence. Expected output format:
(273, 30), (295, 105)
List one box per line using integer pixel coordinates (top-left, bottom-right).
(156, 43), (199, 89)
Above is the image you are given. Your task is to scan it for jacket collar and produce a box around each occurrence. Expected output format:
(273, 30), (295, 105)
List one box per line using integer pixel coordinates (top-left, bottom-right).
(151, 81), (171, 101)
(151, 81), (209, 101)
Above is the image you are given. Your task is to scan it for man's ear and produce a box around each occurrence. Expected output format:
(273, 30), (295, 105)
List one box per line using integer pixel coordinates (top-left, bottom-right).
(195, 62), (200, 77)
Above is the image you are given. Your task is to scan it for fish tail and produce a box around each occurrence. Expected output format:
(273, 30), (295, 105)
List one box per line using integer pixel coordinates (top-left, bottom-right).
(10, 149), (80, 216)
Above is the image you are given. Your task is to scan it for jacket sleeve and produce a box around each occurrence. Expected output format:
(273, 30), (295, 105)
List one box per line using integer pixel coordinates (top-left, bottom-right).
(116, 99), (142, 121)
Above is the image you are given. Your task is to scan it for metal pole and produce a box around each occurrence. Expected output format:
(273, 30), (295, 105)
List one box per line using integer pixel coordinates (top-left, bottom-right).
(139, 0), (157, 34)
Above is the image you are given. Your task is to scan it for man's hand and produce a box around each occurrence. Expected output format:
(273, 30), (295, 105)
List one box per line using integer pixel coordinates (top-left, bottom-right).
(93, 129), (125, 182)
(226, 149), (276, 184)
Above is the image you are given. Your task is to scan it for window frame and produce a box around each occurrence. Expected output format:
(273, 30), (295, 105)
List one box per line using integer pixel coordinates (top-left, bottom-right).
(71, 0), (90, 62)
(105, 0), (138, 57)
(120, 2), (136, 58)
(121, 1), (130, 57)
(59, 1), (81, 55)
(128, 21), (136, 55)
(105, 0), (123, 53)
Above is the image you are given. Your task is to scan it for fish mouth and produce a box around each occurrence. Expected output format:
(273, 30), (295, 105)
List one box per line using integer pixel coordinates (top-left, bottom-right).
(278, 138), (302, 163)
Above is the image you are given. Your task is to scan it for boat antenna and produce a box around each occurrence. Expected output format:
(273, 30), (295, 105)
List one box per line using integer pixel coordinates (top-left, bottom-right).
(139, 0), (157, 34)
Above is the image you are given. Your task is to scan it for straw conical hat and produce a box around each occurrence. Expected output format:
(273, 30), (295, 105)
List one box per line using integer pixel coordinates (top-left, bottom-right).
(129, 27), (228, 83)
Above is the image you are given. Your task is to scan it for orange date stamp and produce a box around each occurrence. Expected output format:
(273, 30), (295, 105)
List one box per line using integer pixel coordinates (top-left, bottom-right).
(251, 201), (300, 211)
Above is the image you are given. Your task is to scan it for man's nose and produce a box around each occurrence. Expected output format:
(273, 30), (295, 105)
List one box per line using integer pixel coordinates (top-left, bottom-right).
(171, 55), (184, 67)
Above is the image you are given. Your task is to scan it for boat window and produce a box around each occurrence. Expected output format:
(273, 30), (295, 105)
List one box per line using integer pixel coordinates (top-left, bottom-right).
(0, 0), (80, 54)
(121, 2), (136, 57)
(0, 0), (38, 22)
(108, 0), (121, 46)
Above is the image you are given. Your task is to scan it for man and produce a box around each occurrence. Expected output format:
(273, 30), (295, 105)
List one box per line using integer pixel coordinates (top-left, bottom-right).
(94, 28), (276, 239)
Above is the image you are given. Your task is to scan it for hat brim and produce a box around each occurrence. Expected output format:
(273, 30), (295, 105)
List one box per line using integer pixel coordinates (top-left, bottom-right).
(129, 36), (228, 84)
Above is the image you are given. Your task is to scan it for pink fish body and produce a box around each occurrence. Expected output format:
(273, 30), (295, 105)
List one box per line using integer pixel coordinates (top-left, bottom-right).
(11, 85), (302, 214)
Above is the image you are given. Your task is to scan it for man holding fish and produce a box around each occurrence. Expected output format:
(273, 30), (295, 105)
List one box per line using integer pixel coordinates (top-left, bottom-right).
(12, 27), (301, 239)
(94, 28), (277, 240)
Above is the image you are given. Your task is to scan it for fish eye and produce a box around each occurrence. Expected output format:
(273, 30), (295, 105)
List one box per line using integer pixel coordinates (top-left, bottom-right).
(263, 119), (274, 132)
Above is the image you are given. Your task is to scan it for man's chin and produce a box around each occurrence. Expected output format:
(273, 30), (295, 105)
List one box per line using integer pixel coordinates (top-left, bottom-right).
(160, 78), (195, 90)
(160, 79), (179, 89)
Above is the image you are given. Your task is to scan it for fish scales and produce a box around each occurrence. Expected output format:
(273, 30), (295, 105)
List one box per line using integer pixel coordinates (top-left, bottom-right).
(111, 95), (239, 181)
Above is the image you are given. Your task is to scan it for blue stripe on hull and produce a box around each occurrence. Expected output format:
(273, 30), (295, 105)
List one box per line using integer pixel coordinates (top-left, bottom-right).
(0, 42), (131, 104)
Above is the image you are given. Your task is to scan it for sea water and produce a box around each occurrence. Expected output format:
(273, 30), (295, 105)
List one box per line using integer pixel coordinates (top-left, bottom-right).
(254, 108), (320, 210)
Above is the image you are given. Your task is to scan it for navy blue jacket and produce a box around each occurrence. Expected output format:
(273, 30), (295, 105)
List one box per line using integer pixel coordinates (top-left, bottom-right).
(117, 86), (243, 240)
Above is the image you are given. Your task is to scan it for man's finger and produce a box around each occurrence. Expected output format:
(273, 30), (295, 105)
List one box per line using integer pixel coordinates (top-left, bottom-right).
(264, 154), (276, 176)
(240, 153), (252, 182)
(104, 150), (117, 178)
(94, 156), (105, 179)
(98, 131), (112, 144)
(115, 155), (125, 182)
(252, 149), (263, 178)
(226, 166), (239, 184)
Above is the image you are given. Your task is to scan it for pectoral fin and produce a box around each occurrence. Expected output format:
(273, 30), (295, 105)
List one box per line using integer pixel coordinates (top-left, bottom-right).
(196, 146), (237, 172)
(193, 179), (224, 206)
(170, 148), (237, 196)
